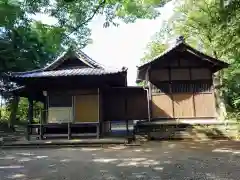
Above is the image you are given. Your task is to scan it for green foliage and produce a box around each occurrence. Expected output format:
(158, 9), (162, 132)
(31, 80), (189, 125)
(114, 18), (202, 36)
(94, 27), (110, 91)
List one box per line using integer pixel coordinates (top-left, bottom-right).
(142, 42), (167, 63)
(0, 0), (170, 74)
(0, 105), (10, 122)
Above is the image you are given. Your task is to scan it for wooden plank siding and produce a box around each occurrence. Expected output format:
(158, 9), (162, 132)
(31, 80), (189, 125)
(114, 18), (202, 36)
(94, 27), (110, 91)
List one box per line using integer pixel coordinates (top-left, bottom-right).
(74, 94), (99, 122)
(194, 93), (216, 117)
(127, 95), (148, 120)
(152, 94), (173, 118)
(102, 88), (148, 121)
(171, 69), (190, 80)
(173, 93), (194, 118)
(103, 95), (126, 121)
(149, 57), (216, 119)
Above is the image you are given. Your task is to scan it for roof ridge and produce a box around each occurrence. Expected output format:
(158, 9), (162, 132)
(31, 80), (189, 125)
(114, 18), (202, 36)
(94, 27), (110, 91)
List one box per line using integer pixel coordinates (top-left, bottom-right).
(138, 41), (183, 68)
(76, 50), (105, 69)
(138, 41), (229, 69)
(43, 49), (105, 71)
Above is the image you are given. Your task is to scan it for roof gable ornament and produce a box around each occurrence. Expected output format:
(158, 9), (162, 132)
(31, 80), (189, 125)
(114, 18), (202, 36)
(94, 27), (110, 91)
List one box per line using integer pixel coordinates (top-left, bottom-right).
(43, 49), (104, 71)
(176, 35), (185, 44)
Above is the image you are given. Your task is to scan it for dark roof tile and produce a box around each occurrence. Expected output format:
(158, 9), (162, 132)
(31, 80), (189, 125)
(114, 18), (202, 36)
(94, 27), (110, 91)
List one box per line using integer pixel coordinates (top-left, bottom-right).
(10, 68), (124, 78)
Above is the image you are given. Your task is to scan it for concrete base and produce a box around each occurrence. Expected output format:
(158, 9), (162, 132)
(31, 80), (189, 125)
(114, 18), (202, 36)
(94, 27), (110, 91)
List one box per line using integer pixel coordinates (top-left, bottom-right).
(1, 138), (128, 149)
(135, 120), (240, 141)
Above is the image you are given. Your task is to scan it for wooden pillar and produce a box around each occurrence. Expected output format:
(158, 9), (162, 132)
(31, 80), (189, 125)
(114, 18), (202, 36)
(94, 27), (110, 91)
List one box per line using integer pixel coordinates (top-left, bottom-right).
(39, 99), (47, 140)
(109, 121), (112, 132)
(146, 67), (152, 122)
(97, 88), (100, 139)
(43, 99), (47, 123)
(126, 119), (129, 136)
(124, 95), (129, 137)
(68, 122), (71, 140)
(148, 81), (152, 121)
(96, 124), (100, 139)
(26, 97), (33, 141)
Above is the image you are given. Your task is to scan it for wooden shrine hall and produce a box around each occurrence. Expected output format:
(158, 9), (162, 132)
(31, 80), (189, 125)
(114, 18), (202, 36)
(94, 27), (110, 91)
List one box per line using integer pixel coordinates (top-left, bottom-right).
(136, 37), (229, 124)
(6, 50), (148, 140)
(6, 37), (229, 140)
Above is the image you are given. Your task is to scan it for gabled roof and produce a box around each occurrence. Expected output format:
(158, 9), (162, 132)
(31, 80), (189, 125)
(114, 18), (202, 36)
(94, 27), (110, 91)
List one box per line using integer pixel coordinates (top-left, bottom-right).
(138, 40), (229, 70)
(9, 68), (125, 79)
(43, 49), (104, 70)
(6, 49), (127, 79)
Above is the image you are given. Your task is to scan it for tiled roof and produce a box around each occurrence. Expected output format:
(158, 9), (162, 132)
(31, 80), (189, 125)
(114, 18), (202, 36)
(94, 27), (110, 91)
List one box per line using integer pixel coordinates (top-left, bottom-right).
(137, 40), (229, 69)
(10, 68), (125, 78)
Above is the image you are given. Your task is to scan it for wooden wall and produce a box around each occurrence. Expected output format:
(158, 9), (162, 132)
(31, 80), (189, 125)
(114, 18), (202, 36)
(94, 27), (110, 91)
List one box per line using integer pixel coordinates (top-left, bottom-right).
(74, 94), (99, 122)
(47, 93), (73, 123)
(152, 94), (173, 118)
(47, 89), (100, 123)
(102, 88), (148, 121)
(150, 57), (216, 119)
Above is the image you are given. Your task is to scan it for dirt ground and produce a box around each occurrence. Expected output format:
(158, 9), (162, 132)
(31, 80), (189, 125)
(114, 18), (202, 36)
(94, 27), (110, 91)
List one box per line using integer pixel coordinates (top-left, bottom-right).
(0, 140), (239, 180)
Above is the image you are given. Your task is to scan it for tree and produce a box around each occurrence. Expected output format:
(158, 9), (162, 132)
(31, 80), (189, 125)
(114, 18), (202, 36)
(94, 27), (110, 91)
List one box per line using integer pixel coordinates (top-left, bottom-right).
(7, 0), (171, 49)
(142, 42), (167, 63)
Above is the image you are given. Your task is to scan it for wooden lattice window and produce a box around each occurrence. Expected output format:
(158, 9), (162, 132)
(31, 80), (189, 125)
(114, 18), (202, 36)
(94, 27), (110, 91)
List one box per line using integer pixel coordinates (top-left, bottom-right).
(152, 82), (170, 94)
(152, 80), (212, 94)
(171, 82), (193, 93)
(192, 81), (212, 93)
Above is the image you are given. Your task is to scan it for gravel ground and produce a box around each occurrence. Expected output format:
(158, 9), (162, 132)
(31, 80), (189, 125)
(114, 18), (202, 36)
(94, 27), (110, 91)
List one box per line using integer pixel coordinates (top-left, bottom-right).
(0, 140), (239, 180)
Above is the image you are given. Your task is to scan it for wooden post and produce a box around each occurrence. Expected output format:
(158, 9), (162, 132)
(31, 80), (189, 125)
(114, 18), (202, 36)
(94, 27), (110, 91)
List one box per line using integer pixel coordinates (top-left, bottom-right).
(43, 99), (47, 124)
(68, 122), (71, 140)
(96, 124), (100, 139)
(27, 97), (33, 141)
(97, 88), (100, 139)
(40, 100), (47, 140)
(148, 81), (152, 121)
(126, 119), (129, 137)
(109, 121), (112, 132)
(146, 67), (152, 122)
(40, 118), (43, 140)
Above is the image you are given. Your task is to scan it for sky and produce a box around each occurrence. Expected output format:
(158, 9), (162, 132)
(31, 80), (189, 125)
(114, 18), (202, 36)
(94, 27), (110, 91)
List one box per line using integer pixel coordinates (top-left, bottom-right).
(84, 2), (175, 85)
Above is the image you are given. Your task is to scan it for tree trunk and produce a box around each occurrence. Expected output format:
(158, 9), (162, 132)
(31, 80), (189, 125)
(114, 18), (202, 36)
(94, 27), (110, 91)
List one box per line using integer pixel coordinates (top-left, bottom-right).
(0, 93), (2, 120)
(213, 71), (227, 121)
(209, 43), (227, 122)
(8, 96), (20, 131)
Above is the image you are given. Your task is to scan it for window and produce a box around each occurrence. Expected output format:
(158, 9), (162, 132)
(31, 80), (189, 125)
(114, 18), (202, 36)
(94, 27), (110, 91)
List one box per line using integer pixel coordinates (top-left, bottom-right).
(152, 82), (170, 94)
(192, 81), (212, 92)
(171, 82), (192, 93)
(151, 80), (212, 94)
